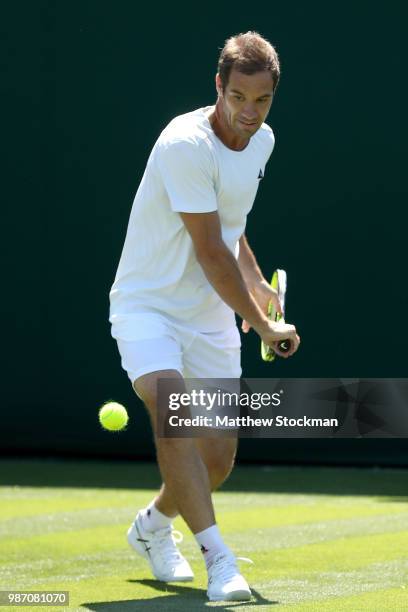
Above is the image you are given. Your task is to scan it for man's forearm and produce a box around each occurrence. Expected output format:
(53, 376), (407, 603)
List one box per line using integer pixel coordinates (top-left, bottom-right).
(197, 245), (268, 333)
(237, 234), (265, 290)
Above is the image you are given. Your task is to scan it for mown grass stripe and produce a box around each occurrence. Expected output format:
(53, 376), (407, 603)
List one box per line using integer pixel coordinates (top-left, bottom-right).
(2, 498), (407, 541)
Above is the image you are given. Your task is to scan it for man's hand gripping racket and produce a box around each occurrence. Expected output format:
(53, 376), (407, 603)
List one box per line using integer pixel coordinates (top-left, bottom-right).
(261, 269), (299, 361)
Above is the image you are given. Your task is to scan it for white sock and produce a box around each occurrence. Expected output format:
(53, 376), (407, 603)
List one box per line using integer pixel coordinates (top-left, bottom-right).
(140, 500), (174, 533)
(194, 524), (230, 568)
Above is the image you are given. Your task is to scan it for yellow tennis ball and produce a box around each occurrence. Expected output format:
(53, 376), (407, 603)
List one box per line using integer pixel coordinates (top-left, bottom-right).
(99, 402), (129, 431)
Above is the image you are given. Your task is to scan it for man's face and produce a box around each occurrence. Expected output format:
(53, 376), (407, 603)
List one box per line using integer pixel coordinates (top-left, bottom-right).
(217, 67), (274, 138)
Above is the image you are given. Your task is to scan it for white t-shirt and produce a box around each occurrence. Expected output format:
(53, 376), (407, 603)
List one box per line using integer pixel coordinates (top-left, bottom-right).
(109, 105), (275, 334)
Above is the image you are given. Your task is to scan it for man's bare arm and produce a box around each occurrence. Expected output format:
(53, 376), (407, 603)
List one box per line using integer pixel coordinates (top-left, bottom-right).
(179, 211), (299, 354)
(180, 212), (267, 332)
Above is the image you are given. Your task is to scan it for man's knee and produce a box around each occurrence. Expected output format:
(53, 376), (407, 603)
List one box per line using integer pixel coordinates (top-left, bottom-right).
(209, 457), (235, 490)
(133, 369), (183, 414)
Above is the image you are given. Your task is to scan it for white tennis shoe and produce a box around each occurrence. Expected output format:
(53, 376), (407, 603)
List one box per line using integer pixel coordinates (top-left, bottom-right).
(127, 512), (194, 582)
(207, 552), (252, 601)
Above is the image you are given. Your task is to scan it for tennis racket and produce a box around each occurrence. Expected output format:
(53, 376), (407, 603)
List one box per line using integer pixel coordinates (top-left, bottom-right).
(261, 269), (292, 361)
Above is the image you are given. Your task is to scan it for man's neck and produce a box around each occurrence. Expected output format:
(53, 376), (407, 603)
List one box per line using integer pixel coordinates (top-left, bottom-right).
(207, 101), (249, 152)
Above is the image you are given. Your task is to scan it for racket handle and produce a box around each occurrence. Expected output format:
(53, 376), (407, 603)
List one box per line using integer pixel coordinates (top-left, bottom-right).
(277, 339), (291, 353)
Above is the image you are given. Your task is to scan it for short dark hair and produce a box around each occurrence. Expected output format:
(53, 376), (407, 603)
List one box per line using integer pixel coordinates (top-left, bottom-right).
(218, 31), (280, 92)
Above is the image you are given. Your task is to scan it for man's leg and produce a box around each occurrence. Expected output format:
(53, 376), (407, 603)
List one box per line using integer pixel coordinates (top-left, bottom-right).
(134, 369), (220, 534)
(132, 369), (250, 601)
(129, 369), (233, 584)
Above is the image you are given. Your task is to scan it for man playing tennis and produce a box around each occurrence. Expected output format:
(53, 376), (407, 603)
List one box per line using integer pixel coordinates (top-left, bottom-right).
(109, 31), (300, 602)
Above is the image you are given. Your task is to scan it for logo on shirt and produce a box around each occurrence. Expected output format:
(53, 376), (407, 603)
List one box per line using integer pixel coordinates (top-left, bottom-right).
(258, 169), (264, 180)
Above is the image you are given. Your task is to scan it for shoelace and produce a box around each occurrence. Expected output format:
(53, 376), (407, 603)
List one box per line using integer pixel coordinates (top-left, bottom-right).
(237, 556), (254, 565)
(150, 527), (184, 564)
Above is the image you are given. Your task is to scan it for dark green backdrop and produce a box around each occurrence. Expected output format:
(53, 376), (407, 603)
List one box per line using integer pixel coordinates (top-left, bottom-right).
(3, 2), (407, 464)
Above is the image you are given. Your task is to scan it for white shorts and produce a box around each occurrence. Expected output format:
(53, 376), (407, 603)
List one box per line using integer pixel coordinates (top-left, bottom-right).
(111, 312), (242, 385)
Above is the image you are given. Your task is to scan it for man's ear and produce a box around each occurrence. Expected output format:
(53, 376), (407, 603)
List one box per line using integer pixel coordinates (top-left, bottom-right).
(215, 73), (223, 97)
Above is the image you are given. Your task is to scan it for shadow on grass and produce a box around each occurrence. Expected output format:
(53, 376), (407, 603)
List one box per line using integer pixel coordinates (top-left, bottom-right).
(82, 580), (277, 610)
(0, 457), (407, 499)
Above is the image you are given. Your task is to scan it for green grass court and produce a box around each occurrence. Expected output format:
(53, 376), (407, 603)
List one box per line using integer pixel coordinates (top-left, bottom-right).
(1, 459), (407, 611)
